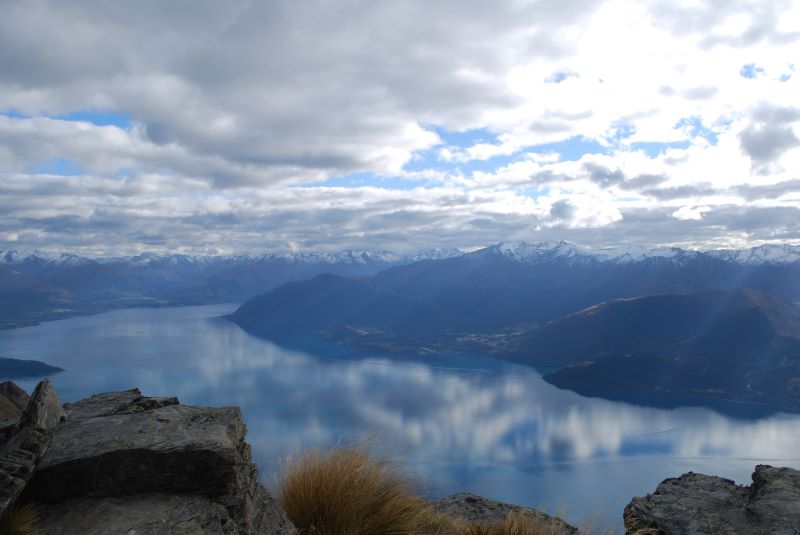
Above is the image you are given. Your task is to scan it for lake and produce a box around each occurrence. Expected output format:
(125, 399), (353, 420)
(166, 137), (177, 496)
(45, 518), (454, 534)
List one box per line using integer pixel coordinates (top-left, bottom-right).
(3, 304), (800, 532)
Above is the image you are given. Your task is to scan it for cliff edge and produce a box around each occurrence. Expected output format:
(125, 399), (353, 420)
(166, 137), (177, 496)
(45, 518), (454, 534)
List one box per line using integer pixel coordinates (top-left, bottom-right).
(1, 382), (295, 535)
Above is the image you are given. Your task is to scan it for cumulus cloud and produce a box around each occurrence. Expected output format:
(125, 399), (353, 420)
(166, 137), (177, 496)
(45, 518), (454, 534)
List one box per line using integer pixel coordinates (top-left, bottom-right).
(739, 104), (800, 172)
(0, 0), (799, 254)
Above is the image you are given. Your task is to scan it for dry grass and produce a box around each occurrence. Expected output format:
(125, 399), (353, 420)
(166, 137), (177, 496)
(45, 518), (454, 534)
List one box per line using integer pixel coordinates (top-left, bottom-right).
(278, 445), (419, 535)
(413, 506), (471, 534)
(477, 510), (575, 535)
(0, 503), (38, 535)
(278, 445), (595, 535)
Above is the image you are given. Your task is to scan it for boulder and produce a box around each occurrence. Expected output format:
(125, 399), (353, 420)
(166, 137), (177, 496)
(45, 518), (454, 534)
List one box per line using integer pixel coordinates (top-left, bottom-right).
(624, 465), (800, 534)
(26, 388), (295, 535)
(0, 380), (63, 525)
(435, 493), (577, 533)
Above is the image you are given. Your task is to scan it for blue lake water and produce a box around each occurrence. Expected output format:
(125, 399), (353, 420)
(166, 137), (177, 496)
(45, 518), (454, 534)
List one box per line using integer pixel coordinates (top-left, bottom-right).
(3, 304), (800, 532)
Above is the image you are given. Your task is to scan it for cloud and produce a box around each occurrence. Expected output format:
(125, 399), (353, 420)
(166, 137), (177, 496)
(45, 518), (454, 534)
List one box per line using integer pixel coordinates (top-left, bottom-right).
(0, 0), (799, 254)
(739, 104), (800, 171)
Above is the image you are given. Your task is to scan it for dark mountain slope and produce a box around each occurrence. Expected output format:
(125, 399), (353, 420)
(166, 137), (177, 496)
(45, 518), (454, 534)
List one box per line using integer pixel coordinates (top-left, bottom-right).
(228, 273), (443, 338)
(371, 246), (800, 330)
(230, 243), (800, 341)
(533, 289), (800, 408)
(0, 266), (73, 328)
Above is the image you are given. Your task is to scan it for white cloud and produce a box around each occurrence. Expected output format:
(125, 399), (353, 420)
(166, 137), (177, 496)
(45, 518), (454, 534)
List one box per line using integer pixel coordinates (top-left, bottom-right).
(0, 0), (799, 253)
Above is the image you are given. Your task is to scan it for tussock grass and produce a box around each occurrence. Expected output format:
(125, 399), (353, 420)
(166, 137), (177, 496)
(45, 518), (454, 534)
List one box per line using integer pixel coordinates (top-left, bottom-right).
(413, 506), (471, 534)
(470, 510), (576, 535)
(0, 503), (38, 535)
(278, 445), (419, 535)
(278, 445), (595, 535)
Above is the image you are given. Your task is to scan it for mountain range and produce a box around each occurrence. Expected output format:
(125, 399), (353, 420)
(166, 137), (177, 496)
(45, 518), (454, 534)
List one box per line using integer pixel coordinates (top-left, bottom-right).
(226, 241), (800, 409)
(230, 241), (800, 336)
(5, 240), (800, 409)
(0, 248), (461, 328)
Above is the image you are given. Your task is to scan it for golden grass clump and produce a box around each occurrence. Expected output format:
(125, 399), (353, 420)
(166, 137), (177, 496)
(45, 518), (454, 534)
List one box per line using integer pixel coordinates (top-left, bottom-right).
(413, 505), (472, 534)
(278, 445), (419, 535)
(0, 503), (39, 535)
(472, 510), (574, 535)
(278, 445), (589, 535)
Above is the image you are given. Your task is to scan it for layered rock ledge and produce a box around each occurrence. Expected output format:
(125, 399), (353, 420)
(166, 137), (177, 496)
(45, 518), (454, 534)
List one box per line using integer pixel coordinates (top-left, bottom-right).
(624, 465), (800, 534)
(2, 384), (295, 535)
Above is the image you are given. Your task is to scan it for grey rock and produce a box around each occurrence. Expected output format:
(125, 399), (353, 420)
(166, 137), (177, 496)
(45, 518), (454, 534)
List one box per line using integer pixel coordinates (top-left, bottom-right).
(18, 379), (65, 433)
(63, 388), (178, 421)
(0, 380), (62, 524)
(624, 465), (800, 534)
(37, 493), (239, 535)
(27, 388), (294, 535)
(435, 493), (577, 533)
(29, 404), (247, 500)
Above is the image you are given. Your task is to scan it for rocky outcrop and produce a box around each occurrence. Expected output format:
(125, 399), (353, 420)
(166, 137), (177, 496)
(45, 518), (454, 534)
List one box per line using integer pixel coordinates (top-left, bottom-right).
(0, 380), (64, 525)
(0, 381), (30, 415)
(19, 387), (295, 535)
(624, 465), (800, 534)
(0, 381), (30, 441)
(435, 493), (578, 533)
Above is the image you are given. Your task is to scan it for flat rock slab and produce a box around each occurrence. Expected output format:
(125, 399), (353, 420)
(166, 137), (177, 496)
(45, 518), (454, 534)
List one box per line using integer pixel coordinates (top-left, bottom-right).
(63, 388), (178, 421)
(29, 403), (244, 502)
(37, 493), (239, 535)
(26, 388), (296, 534)
(624, 465), (800, 534)
(436, 493), (577, 533)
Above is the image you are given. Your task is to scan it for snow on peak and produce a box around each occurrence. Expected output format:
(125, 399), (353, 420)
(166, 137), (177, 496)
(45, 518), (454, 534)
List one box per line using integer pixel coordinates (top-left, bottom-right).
(0, 249), (91, 266)
(408, 248), (464, 262)
(482, 240), (591, 263)
(708, 243), (800, 265)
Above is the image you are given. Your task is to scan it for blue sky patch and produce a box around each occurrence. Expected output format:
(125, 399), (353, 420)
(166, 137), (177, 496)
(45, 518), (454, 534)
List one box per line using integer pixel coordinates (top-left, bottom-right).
(303, 172), (430, 190)
(675, 116), (718, 145)
(545, 71), (578, 84)
(56, 109), (133, 128)
(427, 125), (498, 148)
(517, 185), (550, 199)
(32, 156), (84, 176)
(630, 141), (691, 157)
(528, 136), (609, 161)
(1, 109), (30, 119)
(739, 63), (765, 79)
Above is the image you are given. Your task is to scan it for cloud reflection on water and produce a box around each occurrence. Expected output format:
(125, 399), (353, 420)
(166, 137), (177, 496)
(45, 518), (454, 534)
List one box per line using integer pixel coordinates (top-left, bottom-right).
(2, 304), (800, 529)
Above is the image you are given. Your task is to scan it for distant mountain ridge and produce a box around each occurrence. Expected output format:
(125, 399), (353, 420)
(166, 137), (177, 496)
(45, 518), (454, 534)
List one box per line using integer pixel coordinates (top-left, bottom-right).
(0, 247), (463, 328)
(0, 247), (465, 268)
(227, 241), (800, 410)
(228, 243), (800, 341)
(4, 241), (800, 268)
(3, 240), (800, 332)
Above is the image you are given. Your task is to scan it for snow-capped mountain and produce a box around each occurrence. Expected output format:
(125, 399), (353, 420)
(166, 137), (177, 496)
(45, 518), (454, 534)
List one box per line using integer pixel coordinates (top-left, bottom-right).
(706, 244), (800, 265)
(0, 247), (465, 268)
(472, 241), (800, 266)
(480, 240), (588, 263)
(2, 240), (799, 331)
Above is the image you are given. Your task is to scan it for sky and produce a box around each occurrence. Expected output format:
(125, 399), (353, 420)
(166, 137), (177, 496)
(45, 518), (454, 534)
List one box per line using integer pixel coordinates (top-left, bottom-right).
(0, 0), (799, 255)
